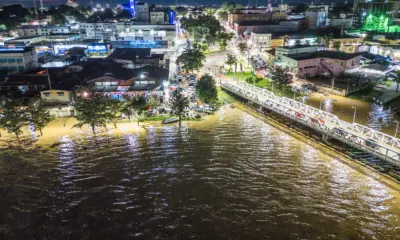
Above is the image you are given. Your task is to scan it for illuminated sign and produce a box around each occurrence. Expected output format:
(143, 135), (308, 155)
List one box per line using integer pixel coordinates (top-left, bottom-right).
(88, 43), (108, 58)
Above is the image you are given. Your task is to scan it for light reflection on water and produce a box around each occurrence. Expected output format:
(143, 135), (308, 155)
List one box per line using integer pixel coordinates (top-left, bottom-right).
(0, 106), (399, 239)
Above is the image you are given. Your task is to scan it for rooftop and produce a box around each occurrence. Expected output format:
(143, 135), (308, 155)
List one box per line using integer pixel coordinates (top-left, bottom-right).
(288, 51), (361, 61)
(0, 45), (35, 54)
(107, 48), (163, 61)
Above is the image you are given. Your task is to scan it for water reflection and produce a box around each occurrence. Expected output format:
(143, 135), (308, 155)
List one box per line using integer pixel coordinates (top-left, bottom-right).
(0, 107), (399, 239)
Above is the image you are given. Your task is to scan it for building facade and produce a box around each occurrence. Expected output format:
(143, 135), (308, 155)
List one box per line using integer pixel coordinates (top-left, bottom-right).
(328, 18), (353, 28)
(249, 32), (272, 51)
(352, 0), (399, 29)
(0, 46), (39, 73)
(18, 25), (72, 37)
(305, 11), (327, 28)
(277, 51), (361, 78)
(135, 3), (149, 21)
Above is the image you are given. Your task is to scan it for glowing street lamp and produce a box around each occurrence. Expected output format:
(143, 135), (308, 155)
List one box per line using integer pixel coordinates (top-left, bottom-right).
(352, 106), (357, 124)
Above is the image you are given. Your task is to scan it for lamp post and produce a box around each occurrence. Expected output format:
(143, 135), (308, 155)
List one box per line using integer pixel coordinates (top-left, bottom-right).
(319, 95), (323, 110)
(352, 106), (357, 124)
(395, 121), (399, 138)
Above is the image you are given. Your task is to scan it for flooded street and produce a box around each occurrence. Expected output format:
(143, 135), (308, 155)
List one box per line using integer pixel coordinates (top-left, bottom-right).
(306, 93), (399, 135)
(1, 106), (400, 239)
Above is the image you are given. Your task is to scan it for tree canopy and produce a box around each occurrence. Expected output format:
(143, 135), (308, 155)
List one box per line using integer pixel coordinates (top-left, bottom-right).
(291, 4), (309, 14)
(225, 54), (238, 72)
(177, 48), (206, 73)
(196, 74), (218, 104)
(0, 99), (29, 141)
(28, 104), (53, 136)
(170, 91), (189, 127)
(272, 67), (292, 89)
(73, 93), (108, 133)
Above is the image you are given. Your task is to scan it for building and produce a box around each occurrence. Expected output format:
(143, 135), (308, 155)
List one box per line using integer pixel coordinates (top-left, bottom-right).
(150, 8), (175, 25)
(111, 24), (176, 51)
(135, 2), (149, 21)
(305, 11), (327, 28)
(107, 48), (166, 68)
(228, 13), (274, 27)
(249, 32), (271, 51)
(0, 45), (39, 73)
(352, 0), (399, 29)
(40, 89), (72, 103)
(275, 45), (319, 63)
(330, 35), (364, 52)
(277, 51), (361, 78)
(79, 22), (119, 40)
(18, 25), (72, 37)
(234, 20), (300, 36)
(328, 18), (353, 29)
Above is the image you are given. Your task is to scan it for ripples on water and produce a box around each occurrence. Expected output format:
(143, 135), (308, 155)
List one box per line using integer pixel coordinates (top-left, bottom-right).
(0, 107), (400, 239)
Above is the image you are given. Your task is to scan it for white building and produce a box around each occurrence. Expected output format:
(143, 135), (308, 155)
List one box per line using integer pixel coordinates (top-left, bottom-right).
(249, 32), (271, 51)
(0, 46), (39, 73)
(135, 3), (149, 21)
(150, 11), (166, 24)
(79, 22), (119, 40)
(18, 25), (72, 37)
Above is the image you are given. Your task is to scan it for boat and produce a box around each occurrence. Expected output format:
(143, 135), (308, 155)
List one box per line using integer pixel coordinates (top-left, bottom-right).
(162, 118), (179, 124)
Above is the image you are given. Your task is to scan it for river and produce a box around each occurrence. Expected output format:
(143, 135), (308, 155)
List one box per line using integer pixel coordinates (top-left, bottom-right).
(0, 106), (399, 239)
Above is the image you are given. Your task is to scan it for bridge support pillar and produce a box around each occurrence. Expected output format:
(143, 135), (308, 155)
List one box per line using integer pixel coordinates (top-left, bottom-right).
(322, 132), (330, 142)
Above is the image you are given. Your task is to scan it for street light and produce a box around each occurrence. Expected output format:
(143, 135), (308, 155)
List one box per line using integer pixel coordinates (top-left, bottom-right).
(352, 106), (357, 124)
(395, 121), (399, 138)
(319, 95), (323, 110)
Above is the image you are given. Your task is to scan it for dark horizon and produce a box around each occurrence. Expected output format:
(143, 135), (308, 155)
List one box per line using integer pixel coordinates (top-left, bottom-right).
(1, 0), (344, 7)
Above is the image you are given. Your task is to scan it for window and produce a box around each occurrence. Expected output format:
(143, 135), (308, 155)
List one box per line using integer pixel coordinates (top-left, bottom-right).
(16, 58), (23, 63)
(8, 58), (16, 63)
(43, 92), (51, 97)
(57, 92), (65, 96)
(18, 66), (25, 71)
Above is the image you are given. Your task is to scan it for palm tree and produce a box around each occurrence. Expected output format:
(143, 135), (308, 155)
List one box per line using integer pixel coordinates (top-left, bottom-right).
(177, 47), (206, 73)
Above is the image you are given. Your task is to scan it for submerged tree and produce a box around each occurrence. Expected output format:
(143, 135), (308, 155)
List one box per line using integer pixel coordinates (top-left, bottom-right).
(105, 98), (124, 128)
(170, 91), (190, 127)
(73, 93), (108, 133)
(0, 99), (28, 141)
(28, 104), (54, 136)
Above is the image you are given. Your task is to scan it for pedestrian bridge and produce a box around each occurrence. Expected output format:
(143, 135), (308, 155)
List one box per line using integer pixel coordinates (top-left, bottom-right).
(220, 80), (400, 167)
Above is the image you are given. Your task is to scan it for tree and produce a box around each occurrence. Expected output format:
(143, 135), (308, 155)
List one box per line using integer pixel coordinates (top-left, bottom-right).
(116, 9), (132, 21)
(333, 41), (341, 51)
(245, 75), (262, 85)
(170, 91), (189, 127)
(217, 32), (233, 51)
(237, 42), (248, 56)
(73, 93), (108, 133)
(295, 39), (301, 45)
(196, 74), (218, 104)
(175, 6), (188, 17)
(305, 40), (311, 46)
(323, 35), (332, 49)
(291, 4), (309, 13)
(0, 99), (28, 141)
(272, 67), (292, 89)
(28, 105), (54, 136)
(177, 48), (206, 73)
(225, 54), (238, 72)
(130, 95), (147, 126)
(221, 2), (237, 13)
(105, 98), (124, 128)
(314, 37), (323, 46)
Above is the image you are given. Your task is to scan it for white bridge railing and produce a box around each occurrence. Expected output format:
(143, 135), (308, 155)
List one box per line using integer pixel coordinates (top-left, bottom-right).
(221, 80), (400, 167)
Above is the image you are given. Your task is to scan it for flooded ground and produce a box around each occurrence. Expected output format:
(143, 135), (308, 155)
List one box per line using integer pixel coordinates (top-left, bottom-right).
(306, 93), (399, 135)
(0, 106), (400, 239)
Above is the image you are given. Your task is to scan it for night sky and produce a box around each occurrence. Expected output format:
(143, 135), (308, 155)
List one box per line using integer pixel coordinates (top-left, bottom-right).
(1, 0), (330, 7)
